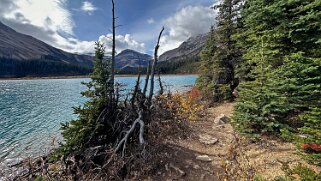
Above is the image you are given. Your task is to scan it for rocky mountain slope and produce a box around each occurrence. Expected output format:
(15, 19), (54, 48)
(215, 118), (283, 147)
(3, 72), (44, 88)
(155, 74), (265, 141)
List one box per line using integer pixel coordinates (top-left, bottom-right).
(159, 34), (208, 63)
(115, 49), (152, 68)
(0, 20), (208, 76)
(0, 21), (93, 67)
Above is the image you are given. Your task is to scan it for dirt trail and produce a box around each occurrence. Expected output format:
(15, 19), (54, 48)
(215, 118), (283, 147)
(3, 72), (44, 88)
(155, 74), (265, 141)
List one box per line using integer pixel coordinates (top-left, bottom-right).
(150, 103), (320, 181)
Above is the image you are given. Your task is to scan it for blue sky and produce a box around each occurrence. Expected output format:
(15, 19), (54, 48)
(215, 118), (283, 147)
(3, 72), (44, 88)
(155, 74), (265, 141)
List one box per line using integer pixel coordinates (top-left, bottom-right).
(0, 0), (218, 55)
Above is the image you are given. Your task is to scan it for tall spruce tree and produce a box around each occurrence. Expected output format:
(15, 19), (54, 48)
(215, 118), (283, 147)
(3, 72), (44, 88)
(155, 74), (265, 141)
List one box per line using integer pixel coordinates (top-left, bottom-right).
(196, 26), (216, 97)
(197, 0), (242, 101)
(59, 42), (111, 155)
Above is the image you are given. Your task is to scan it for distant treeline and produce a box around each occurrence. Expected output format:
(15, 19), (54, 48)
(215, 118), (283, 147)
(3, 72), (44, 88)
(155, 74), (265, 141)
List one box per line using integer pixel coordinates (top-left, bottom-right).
(116, 56), (200, 75)
(0, 58), (92, 78)
(157, 56), (200, 74)
(0, 56), (200, 77)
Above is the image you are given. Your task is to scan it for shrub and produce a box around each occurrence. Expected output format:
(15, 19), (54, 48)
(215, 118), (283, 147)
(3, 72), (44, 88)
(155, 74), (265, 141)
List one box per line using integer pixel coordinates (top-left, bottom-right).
(160, 87), (203, 122)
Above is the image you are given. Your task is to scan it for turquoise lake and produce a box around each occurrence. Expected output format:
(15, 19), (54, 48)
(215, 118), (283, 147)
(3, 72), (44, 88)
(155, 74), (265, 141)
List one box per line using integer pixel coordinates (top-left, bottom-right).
(0, 75), (196, 161)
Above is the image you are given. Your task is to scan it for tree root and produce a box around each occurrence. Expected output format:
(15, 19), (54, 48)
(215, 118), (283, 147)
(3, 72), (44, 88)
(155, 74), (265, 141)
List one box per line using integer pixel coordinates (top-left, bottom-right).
(114, 110), (145, 156)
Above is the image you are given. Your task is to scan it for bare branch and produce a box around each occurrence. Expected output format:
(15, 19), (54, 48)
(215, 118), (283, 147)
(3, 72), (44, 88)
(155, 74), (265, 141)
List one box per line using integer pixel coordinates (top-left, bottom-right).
(114, 110), (145, 155)
(143, 60), (151, 96)
(148, 27), (165, 104)
(131, 73), (141, 108)
(158, 71), (164, 95)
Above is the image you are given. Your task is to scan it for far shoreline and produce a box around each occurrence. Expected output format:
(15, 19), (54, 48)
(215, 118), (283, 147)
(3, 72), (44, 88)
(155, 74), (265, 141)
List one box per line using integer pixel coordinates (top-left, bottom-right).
(0, 74), (197, 81)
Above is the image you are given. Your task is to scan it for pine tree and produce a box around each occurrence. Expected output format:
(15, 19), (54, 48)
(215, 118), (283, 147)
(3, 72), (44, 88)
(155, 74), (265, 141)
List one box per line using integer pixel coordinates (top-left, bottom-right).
(196, 27), (216, 97)
(197, 0), (242, 101)
(233, 0), (321, 137)
(58, 42), (111, 155)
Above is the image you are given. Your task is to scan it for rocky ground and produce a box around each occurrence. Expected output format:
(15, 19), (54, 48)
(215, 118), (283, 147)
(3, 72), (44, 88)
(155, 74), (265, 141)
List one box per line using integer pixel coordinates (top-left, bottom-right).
(148, 103), (321, 181)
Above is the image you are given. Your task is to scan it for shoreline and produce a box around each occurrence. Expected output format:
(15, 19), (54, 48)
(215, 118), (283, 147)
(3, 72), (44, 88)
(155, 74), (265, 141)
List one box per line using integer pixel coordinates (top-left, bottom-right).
(0, 74), (197, 81)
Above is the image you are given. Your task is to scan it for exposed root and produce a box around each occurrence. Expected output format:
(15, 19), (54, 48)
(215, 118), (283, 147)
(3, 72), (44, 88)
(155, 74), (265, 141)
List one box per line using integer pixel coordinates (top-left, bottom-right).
(114, 110), (145, 156)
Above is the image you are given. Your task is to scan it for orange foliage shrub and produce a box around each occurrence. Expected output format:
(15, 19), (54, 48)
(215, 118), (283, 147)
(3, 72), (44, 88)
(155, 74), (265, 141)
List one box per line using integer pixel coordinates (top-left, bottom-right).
(301, 144), (321, 153)
(158, 87), (203, 122)
(188, 87), (201, 100)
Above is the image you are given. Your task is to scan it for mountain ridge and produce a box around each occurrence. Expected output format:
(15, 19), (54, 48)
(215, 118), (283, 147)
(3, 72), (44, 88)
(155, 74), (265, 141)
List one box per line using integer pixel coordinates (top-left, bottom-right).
(0, 21), (93, 67)
(0, 21), (208, 76)
(159, 34), (208, 63)
(115, 49), (152, 68)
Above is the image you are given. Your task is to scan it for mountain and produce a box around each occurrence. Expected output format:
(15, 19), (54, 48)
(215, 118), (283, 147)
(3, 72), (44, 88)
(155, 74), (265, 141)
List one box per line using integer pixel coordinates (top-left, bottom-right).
(0, 20), (208, 77)
(0, 21), (93, 66)
(157, 34), (208, 74)
(0, 21), (93, 77)
(159, 34), (208, 63)
(115, 49), (152, 68)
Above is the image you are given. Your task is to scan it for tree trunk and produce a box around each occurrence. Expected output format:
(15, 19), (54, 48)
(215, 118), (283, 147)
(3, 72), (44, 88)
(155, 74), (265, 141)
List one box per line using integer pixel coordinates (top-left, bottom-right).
(143, 60), (151, 96)
(148, 27), (164, 104)
(109, 0), (116, 103)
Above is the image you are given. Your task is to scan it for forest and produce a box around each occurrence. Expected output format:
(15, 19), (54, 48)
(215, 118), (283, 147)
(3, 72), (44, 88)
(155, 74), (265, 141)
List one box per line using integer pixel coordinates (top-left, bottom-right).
(197, 0), (321, 177)
(5, 0), (320, 180)
(0, 58), (92, 78)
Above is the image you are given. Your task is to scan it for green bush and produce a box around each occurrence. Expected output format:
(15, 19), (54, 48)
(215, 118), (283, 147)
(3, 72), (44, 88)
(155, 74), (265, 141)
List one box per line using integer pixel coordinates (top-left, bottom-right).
(254, 165), (321, 181)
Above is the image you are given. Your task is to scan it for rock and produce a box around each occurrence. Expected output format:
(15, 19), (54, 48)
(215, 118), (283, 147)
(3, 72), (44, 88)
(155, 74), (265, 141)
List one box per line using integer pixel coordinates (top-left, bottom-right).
(193, 164), (201, 169)
(199, 134), (218, 145)
(213, 125), (225, 129)
(232, 89), (239, 98)
(213, 114), (229, 125)
(196, 155), (212, 162)
(202, 166), (211, 171)
(298, 134), (309, 138)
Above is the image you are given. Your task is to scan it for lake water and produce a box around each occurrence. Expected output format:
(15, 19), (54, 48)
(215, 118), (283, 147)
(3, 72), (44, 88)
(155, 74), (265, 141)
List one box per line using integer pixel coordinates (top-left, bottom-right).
(0, 75), (196, 161)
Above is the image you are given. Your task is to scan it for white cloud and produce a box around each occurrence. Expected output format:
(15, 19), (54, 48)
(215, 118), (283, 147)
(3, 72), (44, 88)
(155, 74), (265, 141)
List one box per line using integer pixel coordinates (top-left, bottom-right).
(3, 0), (74, 35)
(69, 34), (146, 55)
(159, 5), (216, 54)
(81, 1), (97, 14)
(0, 0), (146, 55)
(147, 18), (155, 24)
(99, 34), (145, 54)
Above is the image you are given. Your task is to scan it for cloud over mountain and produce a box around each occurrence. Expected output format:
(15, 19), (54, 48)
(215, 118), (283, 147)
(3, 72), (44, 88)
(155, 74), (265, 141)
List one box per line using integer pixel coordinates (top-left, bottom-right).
(159, 5), (216, 54)
(0, 0), (146, 54)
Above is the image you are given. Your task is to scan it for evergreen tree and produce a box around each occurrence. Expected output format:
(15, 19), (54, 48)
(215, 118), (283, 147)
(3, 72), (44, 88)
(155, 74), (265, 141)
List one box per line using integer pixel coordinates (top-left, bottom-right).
(197, 0), (242, 101)
(196, 27), (216, 97)
(58, 42), (111, 155)
(233, 0), (321, 138)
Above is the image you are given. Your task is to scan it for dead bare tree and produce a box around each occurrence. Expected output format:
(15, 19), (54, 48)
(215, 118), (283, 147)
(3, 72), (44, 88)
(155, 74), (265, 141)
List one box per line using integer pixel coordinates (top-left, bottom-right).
(109, 0), (116, 104)
(143, 60), (151, 96)
(148, 27), (165, 104)
(131, 73), (141, 108)
(158, 71), (164, 95)
(112, 27), (165, 158)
